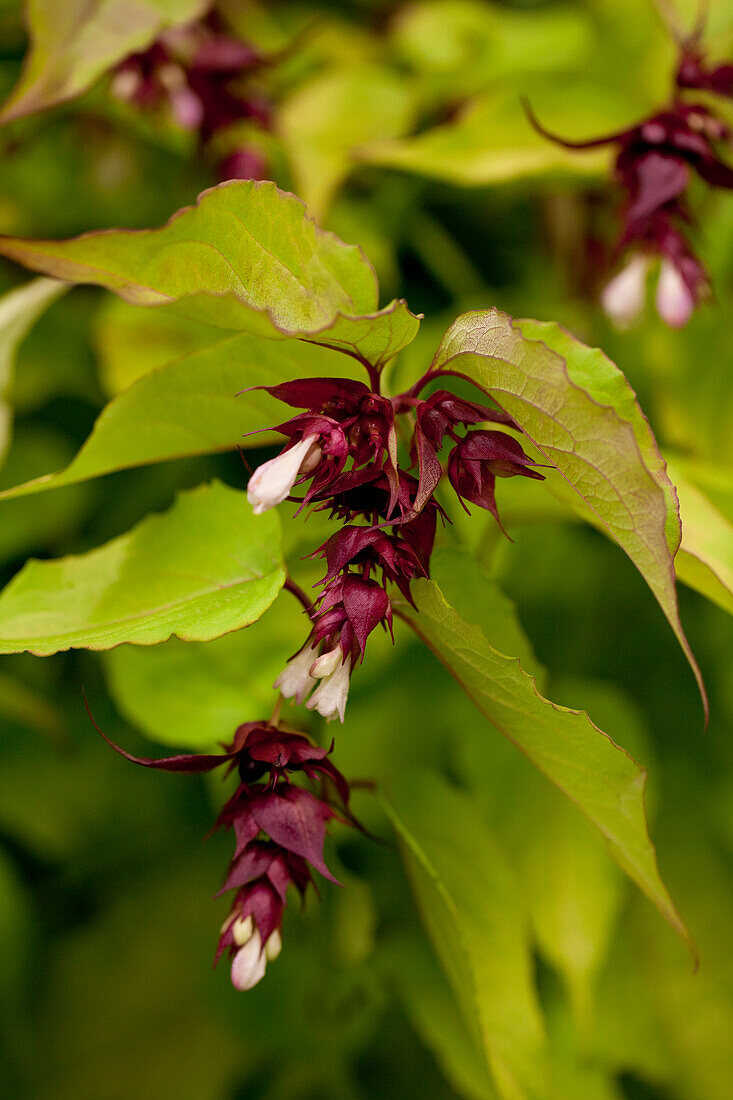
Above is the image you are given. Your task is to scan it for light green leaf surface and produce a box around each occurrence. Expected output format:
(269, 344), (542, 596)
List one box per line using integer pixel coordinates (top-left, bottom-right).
(0, 277), (66, 462)
(358, 84), (623, 187)
(280, 64), (417, 220)
(666, 457), (733, 616)
(0, 0), (209, 123)
(0, 180), (420, 362)
(104, 593), (306, 750)
(428, 309), (704, 712)
(0, 332), (364, 500)
(383, 769), (548, 1100)
(397, 579), (693, 954)
(0, 480), (284, 654)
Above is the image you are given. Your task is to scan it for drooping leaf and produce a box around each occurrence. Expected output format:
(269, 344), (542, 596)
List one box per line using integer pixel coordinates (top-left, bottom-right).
(382, 769), (548, 1100)
(0, 332), (363, 501)
(0, 480), (284, 654)
(0, 0), (210, 124)
(279, 64), (417, 220)
(0, 277), (67, 463)
(0, 180), (421, 362)
(426, 309), (705, 712)
(396, 579), (693, 955)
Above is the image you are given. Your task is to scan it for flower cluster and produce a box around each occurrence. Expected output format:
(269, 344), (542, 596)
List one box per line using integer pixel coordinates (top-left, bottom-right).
(248, 376), (545, 720)
(111, 13), (274, 181)
(526, 31), (733, 327)
(92, 713), (350, 991)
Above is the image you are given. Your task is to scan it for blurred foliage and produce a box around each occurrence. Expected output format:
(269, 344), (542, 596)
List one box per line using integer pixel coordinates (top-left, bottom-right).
(0, 1), (731, 1098)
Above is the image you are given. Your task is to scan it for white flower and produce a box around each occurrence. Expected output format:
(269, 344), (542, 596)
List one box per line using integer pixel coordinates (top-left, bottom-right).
(600, 254), (649, 325)
(230, 929), (267, 991)
(273, 640), (319, 704)
(306, 655), (352, 723)
(247, 434), (320, 515)
(231, 914), (254, 947)
(309, 645), (342, 679)
(655, 259), (695, 328)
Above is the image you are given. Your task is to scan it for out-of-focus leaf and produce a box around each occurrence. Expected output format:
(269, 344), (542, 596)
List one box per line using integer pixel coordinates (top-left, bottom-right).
(391, 0), (591, 101)
(427, 310), (705, 713)
(397, 579), (693, 954)
(104, 593), (306, 750)
(358, 83), (629, 187)
(388, 935), (496, 1100)
(0, 0), (209, 123)
(0, 277), (66, 462)
(0, 426), (92, 562)
(280, 64), (417, 220)
(0, 180), (421, 361)
(382, 769), (548, 1100)
(0, 333), (363, 500)
(0, 480), (284, 654)
(92, 296), (221, 395)
(666, 456), (733, 616)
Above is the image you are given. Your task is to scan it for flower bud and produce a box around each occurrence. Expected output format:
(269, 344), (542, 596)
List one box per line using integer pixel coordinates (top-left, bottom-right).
(306, 655), (352, 722)
(231, 913), (254, 946)
(309, 645), (342, 679)
(265, 929), (282, 962)
(230, 929), (267, 991)
(601, 254), (649, 325)
(655, 259), (695, 327)
(247, 434), (320, 515)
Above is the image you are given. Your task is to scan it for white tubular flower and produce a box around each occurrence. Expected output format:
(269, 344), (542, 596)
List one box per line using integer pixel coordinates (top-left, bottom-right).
(306, 656), (352, 723)
(309, 645), (342, 679)
(265, 929), (282, 962)
(231, 929), (267, 991)
(600, 254), (649, 325)
(273, 640), (319, 704)
(247, 434), (320, 515)
(655, 259), (695, 328)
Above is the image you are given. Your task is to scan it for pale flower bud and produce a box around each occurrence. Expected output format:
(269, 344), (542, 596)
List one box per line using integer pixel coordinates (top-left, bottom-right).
(230, 929), (267, 991)
(655, 259), (695, 328)
(247, 435), (320, 515)
(265, 929), (282, 962)
(309, 645), (342, 679)
(306, 655), (352, 723)
(273, 640), (319, 704)
(231, 914), (254, 947)
(600, 254), (649, 325)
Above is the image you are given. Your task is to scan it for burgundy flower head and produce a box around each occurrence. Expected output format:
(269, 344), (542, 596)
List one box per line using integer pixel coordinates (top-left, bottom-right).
(447, 430), (545, 530)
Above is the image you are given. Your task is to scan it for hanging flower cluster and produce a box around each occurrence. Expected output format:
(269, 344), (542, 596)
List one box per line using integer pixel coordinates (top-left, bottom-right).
(248, 375), (545, 722)
(111, 12), (275, 181)
(526, 29), (733, 327)
(90, 711), (351, 991)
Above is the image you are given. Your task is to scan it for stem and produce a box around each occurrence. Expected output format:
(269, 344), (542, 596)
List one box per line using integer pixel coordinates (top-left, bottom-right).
(284, 575), (314, 615)
(304, 339), (381, 393)
(269, 694), (283, 727)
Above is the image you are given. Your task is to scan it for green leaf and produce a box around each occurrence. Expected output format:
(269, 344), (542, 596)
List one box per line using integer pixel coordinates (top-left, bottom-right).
(0, 277), (67, 463)
(396, 579), (694, 956)
(0, 180), (421, 363)
(427, 309), (705, 713)
(357, 83), (629, 187)
(666, 456), (733, 616)
(431, 548), (546, 687)
(280, 64), (417, 220)
(0, 480), (284, 654)
(0, 0), (209, 123)
(104, 594), (305, 750)
(0, 331), (366, 501)
(388, 936), (496, 1100)
(382, 769), (548, 1100)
